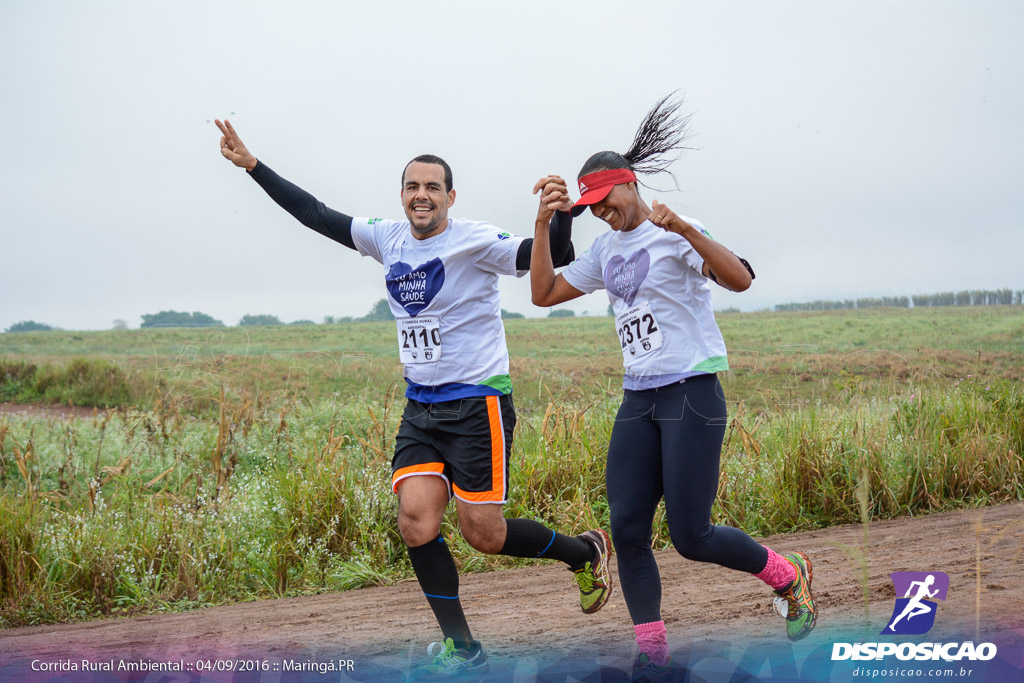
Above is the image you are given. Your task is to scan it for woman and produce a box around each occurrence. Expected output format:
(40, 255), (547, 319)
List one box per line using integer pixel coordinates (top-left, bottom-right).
(530, 95), (816, 680)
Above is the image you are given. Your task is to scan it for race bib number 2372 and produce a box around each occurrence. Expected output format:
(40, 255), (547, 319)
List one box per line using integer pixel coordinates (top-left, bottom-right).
(615, 302), (663, 360)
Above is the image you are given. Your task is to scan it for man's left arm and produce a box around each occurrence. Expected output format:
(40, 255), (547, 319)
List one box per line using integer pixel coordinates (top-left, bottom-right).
(515, 210), (575, 270)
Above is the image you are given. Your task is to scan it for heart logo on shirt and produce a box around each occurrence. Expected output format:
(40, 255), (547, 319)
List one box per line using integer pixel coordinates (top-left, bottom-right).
(386, 258), (446, 316)
(604, 248), (650, 307)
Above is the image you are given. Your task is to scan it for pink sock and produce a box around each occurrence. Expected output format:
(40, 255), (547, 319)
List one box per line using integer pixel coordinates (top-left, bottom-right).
(634, 621), (670, 666)
(755, 545), (797, 590)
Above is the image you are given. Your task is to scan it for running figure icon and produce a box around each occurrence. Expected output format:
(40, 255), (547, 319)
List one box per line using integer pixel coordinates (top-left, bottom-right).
(886, 574), (939, 632)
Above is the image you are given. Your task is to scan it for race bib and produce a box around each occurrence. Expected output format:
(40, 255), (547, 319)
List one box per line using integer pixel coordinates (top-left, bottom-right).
(615, 302), (663, 361)
(397, 316), (442, 364)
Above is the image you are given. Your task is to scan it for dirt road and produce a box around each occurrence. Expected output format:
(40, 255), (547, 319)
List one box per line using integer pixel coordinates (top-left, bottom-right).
(2, 503), (1023, 681)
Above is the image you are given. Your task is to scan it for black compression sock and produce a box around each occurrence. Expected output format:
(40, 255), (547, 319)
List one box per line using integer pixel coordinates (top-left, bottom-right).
(499, 518), (594, 569)
(407, 536), (473, 645)
(458, 640), (482, 654)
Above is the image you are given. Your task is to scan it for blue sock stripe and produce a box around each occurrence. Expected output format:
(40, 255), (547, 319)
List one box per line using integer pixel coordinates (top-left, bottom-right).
(535, 530), (557, 558)
(423, 592), (459, 600)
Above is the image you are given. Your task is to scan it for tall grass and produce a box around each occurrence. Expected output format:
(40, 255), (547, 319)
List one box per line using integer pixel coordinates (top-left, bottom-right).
(0, 389), (409, 626)
(714, 381), (1024, 535)
(2, 378), (1021, 628)
(2, 309), (1022, 626)
(1, 357), (137, 407)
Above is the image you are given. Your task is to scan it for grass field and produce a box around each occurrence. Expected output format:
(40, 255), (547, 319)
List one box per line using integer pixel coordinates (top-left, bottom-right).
(1, 307), (1022, 627)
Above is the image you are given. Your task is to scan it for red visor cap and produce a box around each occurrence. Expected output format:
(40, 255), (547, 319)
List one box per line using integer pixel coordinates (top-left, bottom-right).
(570, 168), (638, 216)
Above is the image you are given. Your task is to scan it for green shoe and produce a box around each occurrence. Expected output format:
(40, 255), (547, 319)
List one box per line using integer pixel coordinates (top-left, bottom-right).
(630, 653), (674, 682)
(773, 552), (817, 641)
(409, 638), (488, 680)
(574, 529), (613, 614)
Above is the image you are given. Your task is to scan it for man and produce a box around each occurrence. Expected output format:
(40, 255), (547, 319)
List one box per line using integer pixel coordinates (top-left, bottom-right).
(216, 120), (612, 678)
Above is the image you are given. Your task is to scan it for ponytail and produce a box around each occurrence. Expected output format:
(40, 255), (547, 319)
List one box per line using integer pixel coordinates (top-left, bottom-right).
(578, 93), (693, 191)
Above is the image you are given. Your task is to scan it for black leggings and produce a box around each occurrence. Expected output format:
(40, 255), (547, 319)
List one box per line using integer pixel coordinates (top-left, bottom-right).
(606, 373), (768, 625)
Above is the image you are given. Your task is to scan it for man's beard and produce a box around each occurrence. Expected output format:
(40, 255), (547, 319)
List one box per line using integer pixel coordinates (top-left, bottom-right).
(408, 208), (446, 237)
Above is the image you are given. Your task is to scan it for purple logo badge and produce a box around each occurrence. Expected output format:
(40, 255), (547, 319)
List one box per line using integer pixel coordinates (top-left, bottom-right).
(386, 258), (445, 316)
(881, 572), (949, 635)
(604, 248), (650, 307)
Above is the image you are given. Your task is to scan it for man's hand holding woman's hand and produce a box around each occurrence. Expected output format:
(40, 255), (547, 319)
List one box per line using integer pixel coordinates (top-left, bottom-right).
(532, 175), (573, 224)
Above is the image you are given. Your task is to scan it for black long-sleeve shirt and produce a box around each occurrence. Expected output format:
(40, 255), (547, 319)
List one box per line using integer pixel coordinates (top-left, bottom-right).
(248, 161), (574, 269)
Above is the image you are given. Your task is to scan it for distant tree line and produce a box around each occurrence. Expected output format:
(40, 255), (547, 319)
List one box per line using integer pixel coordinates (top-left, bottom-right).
(4, 321), (57, 333)
(141, 311), (224, 327)
(911, 289), (1021, 307)
(238, 314), (283, 327)
(775, 289), (1022, 312)
(132, 301), (400, 329)
(323, 299), (395, 324)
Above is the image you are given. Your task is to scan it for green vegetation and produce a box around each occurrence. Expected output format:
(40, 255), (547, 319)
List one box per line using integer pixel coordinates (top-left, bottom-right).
(775, 288), (1022, 311)
(0, 358), (132, 407)
(547, 309), (575, 318)
(238, 314), (283, 327)
(5, 321), (55, 333)
(361, 298), (395, 322)
(1, 307), (1022, 627)
(140, 311), (223, 328)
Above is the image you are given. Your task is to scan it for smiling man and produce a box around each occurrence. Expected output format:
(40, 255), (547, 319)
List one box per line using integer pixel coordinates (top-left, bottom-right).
(215, 120), (612, 679)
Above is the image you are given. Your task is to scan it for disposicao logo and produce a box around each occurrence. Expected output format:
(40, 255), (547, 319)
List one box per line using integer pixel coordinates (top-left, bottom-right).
(883, 571), (949, 635)
(831, 570), (998, 663)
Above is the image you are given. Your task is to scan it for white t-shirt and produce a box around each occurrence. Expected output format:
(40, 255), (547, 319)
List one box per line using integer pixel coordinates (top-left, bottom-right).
(562, 217), (729, 390)
(351, 217), (526, 402)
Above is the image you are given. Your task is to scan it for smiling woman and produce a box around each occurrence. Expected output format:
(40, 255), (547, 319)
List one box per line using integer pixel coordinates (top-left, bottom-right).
(528, 94), (811, 680)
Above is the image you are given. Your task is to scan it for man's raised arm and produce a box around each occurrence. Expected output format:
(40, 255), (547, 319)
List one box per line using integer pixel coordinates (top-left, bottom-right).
(216, 119), (355, 250)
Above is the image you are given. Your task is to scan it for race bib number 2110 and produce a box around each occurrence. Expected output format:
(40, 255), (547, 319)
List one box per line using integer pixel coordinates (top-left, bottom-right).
(397, 316), (442, 364)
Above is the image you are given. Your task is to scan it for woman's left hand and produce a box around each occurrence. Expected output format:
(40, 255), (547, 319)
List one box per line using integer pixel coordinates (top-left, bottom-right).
(650, 199), (753, 292)
(649, 199), (692, 236)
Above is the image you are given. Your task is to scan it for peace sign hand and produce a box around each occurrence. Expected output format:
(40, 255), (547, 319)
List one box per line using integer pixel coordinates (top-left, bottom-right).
(215, 119), (257, 171)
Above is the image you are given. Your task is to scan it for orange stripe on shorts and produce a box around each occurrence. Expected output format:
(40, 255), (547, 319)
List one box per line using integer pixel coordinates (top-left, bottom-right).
(454, 395), (506, 503)
(392, 462), (445, 493)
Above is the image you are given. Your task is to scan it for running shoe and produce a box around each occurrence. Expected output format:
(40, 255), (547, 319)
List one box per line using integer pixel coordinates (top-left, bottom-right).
(773, 551), (817, 641)
(409, 638), (488, 679)
(630, 653), (675, 682)
(574, 529), (613, 614)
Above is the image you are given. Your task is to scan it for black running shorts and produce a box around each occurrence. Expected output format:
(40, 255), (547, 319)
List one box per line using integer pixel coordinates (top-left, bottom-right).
(391, 394), (515, 504)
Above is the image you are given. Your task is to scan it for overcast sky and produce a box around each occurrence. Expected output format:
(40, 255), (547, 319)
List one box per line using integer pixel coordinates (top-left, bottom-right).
(2, 1), (1022, 330)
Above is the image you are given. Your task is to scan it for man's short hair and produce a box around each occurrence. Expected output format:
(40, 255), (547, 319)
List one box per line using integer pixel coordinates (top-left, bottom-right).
(402, 154), (454, 193)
